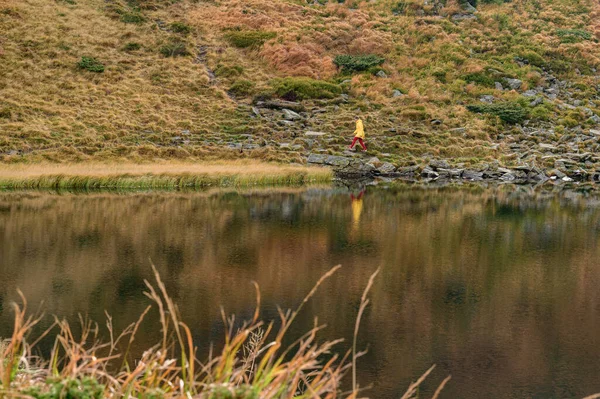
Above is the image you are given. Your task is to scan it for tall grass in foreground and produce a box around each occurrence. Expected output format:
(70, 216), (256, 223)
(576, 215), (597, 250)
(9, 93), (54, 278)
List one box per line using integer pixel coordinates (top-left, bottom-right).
(0, 266), (448, 399)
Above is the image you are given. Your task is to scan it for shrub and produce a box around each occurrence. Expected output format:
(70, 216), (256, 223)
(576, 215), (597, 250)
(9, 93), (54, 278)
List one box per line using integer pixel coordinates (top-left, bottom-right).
(23, 377), (105, 399)
(271, 77), (341, 101)
(120, 12), (145, 24)
(223, 30), (276, 48)
(556, 29), (591, 43)
(228, 80), (255, 97)
(169, 22), (191, 35)
(123, 42), (141, 51)
(466, 102), (529, 124)
(463, 72), (495, 87)
(159, 40), (189, 57)
(530, 105), (550, 121)
(214, 65), (243, 78)
(517, 51), (545, 67)
(392, 1), (408, 15)
(77, 56), (104, 73)
(333, 54), (385, 73)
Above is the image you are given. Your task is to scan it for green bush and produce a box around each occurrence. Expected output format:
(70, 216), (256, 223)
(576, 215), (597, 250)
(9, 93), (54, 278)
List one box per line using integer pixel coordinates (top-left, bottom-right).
(214, 65), (244, 78)
(123, 42), (141, 51)
(77, 56), (104, 73)
(333, 54), (385, 73)
(556, 29), (591, 43)
(120, 12), (145, 24)
(392, 1), (408, 14)
(271, 77), (341, 101)
(223, 30), (276, 48)
(530, 105), (551, 121)
(518, 51), (545, 67)
(169, 22), (191, 34)
(228, 80), (255, 97)
(466, 102), (529, 124)
(23, 377), (105, 399)
(463, 72), (495, 87)
(159, 40), (189, 57)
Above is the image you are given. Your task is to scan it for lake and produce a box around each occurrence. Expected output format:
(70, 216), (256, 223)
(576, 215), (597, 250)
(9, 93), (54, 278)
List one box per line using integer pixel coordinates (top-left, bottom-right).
(1, 183), (600, 398)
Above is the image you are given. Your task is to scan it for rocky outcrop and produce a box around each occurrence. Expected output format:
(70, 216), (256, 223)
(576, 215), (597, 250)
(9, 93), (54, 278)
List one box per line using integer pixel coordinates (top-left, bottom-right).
(307, 154), (396, 177)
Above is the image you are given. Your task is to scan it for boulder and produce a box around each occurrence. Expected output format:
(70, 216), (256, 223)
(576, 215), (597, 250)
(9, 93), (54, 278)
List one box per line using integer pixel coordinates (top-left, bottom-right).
(397, 165), (421, 175)
(283, 109), (302, 120)
(377, 162), (397, 174)
(421, 167), (440, 179)
(256, 100), (304, 112)
(307, 153), (327, 164)
(376, 70), (387, 78)
(504, 78), (523, 90)
(392, 89), (404, 98)
(495, 82), (504, 91)
(429, 159), (450, 170)
(462, 169), (484, 180)
(305, 131), (327, 137)
(480, 95), (495, 104)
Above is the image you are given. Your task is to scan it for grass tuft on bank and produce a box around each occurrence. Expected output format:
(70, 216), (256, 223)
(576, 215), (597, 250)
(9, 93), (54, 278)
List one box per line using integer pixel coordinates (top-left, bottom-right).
(0, 265), (446, 398)
(0, 162), (333, 190)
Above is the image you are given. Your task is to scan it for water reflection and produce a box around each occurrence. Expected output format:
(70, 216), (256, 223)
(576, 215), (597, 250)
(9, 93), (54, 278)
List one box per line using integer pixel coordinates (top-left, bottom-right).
(1, 185), (600, 398)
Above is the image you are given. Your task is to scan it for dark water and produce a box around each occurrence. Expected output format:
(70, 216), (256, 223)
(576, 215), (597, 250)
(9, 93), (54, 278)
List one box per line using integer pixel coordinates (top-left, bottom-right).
(1, 184), (600, 398)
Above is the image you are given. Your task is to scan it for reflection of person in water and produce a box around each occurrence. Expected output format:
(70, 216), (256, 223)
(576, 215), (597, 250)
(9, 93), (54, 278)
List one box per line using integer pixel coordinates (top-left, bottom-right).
(350, 189), (365, 232)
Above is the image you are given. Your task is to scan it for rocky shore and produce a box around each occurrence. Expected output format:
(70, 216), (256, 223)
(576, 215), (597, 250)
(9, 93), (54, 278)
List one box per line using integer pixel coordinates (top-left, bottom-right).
(308, 153), (600, 183)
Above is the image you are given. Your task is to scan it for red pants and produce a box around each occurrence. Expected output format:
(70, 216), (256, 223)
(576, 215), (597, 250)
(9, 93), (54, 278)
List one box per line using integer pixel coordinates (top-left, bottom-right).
(350, 137), (367, 150)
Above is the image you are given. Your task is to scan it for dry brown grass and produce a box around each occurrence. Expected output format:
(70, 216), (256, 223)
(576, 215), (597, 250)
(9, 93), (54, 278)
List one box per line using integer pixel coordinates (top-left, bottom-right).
(0, 265), (448, 398)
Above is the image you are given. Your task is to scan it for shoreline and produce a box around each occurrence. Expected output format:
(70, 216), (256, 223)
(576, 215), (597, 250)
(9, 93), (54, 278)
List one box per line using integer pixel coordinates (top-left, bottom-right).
(0, 161), (333, 189)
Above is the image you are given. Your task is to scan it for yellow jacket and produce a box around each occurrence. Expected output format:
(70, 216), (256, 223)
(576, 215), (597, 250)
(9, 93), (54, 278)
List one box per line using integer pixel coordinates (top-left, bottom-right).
(353, 119), (365, 139)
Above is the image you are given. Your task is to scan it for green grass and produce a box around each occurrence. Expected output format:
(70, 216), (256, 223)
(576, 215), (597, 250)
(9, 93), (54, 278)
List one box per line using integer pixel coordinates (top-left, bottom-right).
(0, 172), (332, 190)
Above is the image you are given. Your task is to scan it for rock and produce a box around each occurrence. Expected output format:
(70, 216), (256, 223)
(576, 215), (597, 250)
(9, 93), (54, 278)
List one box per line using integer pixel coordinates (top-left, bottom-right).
(462, 169), (484, 180)
(291, 145), (304, 151)
(251, 107), (261, 117)
(429, 159), (450, 170)
(307, 153), (327, 164)
(256, 100), (304, 112)
(392, 89), (404, 98)
(376, 70), (387, 78)
(539, 143), (558, 151)
(366, 157), (382, 168)
(279, 143), (291, 148)
(334, 158), (376, 176)
(480, 95), (495, 104)
(495, 82), (504, 91)
(430, 119), (443, 125)
(562, 176), (574, 182)
(378, 162), (397, 174)
(283, 109), (302, 120)
(438, 168), (464, 178)
(397, 165), (421, 175)
(449, 127), (467, 134)
(589, 129), (600, 137)
(523, 90), (537, 97)
(530, 97), (543, 107)
(589, 115), (600, 124)
(504, 78), (523, 90)
(421, 167), (440, 179)
(549, 169), (566, 179)
(451, 13), (476, 20)
(462, 2), (477, 12)
(500, 172), (516, 181)
(305, 131), (327, 137)
(325, 156), (351, 167)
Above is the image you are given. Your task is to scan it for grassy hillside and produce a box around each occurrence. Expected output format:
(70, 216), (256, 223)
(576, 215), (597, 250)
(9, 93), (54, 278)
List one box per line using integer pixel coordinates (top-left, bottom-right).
(1, 0), (600, 170)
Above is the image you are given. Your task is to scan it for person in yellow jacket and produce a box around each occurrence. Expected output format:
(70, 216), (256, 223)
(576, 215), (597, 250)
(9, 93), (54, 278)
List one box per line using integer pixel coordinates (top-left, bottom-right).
(349, 116), (367, 151)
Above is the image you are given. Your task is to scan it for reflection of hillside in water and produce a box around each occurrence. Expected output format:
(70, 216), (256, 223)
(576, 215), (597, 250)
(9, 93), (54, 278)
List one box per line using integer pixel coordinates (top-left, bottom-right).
(1, 185), (600, 398)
